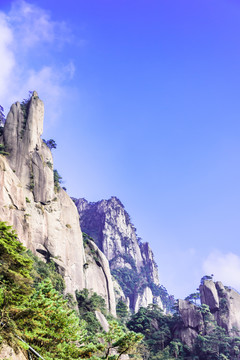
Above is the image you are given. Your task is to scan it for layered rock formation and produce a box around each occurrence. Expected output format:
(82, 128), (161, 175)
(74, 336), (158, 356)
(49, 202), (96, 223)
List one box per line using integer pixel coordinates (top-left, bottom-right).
(73, 197), (163, 312)
(0, 93), (116, 314)
(176, 279), (240, 347)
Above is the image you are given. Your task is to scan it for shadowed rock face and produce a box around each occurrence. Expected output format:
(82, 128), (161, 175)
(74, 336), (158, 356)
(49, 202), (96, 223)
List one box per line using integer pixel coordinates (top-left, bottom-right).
(200, 279), (219, 312)
(73, 197), (163, 312)
(0, 93), (116, 314)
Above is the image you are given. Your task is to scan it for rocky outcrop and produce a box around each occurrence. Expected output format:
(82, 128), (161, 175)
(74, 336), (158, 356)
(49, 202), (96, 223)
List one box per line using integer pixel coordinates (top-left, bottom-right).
(0, 93), (85, 294)
(175, 299), (204, 348)
(176, 280), (240, 348)
(0, 93), (116, 314)
(74, 197), (143, 269)
(200, 279), (219, 312)
(134, 286), (156, 313)
(95, 310), (109, 332)
(84, 239), (116, 315)
(140, 242), (160, 286)
(201, 280), (240, 335)
(73, 197), (163, 312)
(3, 92), (54, 203)
(0, 343), (27, 360)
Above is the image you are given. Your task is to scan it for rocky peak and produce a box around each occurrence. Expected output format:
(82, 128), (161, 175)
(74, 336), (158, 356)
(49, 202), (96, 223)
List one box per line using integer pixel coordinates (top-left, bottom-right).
(0, 93), (117, 315)
(199, 279), (219, 312)
(73, 196), (163, 312)
(3, 91), (54, 203)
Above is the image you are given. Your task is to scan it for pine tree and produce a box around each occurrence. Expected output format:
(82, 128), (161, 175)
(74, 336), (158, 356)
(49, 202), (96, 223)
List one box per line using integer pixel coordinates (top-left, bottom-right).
(0, 222), (33, 346)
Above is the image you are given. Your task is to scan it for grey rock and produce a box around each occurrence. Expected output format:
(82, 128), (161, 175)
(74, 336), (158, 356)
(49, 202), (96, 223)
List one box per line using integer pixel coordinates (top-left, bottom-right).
(74, 196), (163, 312)
(95, 310), (109, 332)
(200, 279), (219, 311)
(178, 299), (203, 329)
(84, 240), (116, 315)
(3, 92), (54, 203)
(0, 94), (117, 312)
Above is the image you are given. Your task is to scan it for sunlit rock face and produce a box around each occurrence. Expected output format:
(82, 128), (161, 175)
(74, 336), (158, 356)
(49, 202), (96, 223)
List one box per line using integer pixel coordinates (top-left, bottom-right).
(0, 92), (84, 295)
(83, 239), (116, 315)
(73, 196), (163, 312)
(3, 92), (54, 203)
(0, 92), (116, 315)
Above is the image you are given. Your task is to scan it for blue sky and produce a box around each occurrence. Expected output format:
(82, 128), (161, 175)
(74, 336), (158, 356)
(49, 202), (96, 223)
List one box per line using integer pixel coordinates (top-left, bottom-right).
(1, 0), (240, 299)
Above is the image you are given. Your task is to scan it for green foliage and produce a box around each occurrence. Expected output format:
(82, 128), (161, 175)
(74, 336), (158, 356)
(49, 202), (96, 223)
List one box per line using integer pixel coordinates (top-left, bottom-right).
(0, 143), (9, 156)
(127, 305), (173, 355)
(0, 222), (143, 359)
(17, 279), (91, 360)
(0, 222), (34, 347)
(112, 267), (139, 299)
(46, 160), (53, 169)
(96, 320), (143, 360)
(185, 292), (200, 305)
(76, 288), (107, 334)
(194, 326), (231, 359)
(54, 169), (63, 192)
(0, 222), (33, 305)
(43, 138), (57, 150)
(116, 300), (129, 322)
(29, 170), (34, 191)
(20, 91), (33, 138)
(151, 284), (175, 312)
(200, 274), (214, 285)
(26, 250), (65, 293)
(82, 232), (96, 248)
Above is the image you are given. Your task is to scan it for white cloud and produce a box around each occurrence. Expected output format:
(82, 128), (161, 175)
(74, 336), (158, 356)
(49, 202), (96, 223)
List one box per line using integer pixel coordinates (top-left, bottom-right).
(0, 13), (15, 101)
(9, 0), (71, 49)
(202, 251), (240, 291)
(0, 0), (76, 125)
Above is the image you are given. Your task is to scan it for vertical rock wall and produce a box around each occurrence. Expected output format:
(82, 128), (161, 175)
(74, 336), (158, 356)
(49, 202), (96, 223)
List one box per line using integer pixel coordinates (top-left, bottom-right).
(0, 93), (84, 295)
(0, 92), (117, 315)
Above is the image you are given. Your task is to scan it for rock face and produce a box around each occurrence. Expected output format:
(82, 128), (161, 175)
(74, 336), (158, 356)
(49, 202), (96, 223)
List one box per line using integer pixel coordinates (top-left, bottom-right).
(0, 93), (116, 314)
(83, 239), (116, 315)
(0, 343), (27, 360)
(201, 280), (240, 335)
(175, 299), (204, 348)
(73, 197), (163, 312)
(200, 279), (219, 311)
(176, 279), (240, 347)
(3, 92), (54, 203)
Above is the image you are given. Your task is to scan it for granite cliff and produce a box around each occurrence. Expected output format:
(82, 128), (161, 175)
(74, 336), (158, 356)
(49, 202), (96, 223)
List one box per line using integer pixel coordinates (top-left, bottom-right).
(73, 197), (164, 312)
(0, 92), (115, 315)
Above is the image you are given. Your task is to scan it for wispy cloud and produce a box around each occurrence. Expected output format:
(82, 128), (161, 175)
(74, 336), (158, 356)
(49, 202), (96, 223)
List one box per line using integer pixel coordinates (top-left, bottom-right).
(202, 251), (240, 291)
(0, 0), (77, 126)
(9, 0), (72, 49)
